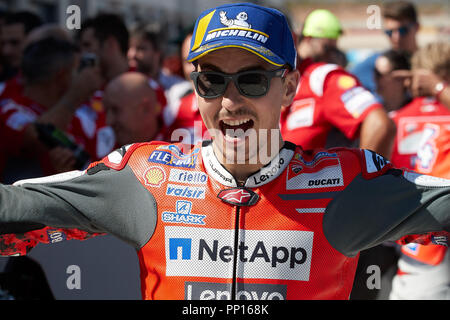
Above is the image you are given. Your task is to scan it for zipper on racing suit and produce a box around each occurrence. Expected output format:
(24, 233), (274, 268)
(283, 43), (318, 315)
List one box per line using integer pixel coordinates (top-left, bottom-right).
(231, 205), (241, 300)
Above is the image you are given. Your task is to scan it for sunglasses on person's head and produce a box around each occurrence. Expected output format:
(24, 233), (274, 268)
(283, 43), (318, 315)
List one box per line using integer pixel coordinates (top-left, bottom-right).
(190, 68), (288, 99)
(384, 23), (415, 38)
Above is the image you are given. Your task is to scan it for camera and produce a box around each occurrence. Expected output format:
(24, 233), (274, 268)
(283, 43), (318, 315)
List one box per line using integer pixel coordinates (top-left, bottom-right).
(78, 52), (97, 71)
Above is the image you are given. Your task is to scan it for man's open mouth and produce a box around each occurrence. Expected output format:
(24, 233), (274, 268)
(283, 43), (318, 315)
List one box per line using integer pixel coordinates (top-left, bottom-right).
(219, 118), (255, 141)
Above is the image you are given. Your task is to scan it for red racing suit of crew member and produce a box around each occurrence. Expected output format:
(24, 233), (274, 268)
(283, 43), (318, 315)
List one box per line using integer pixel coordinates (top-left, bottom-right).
(390, 96), (450, 173)
(389, 96), (450, 299)
(163, 90), (208, 144)
(0, 141), (449, 300)
(280, 59), (382, 149)
(0, 76), (112, 181)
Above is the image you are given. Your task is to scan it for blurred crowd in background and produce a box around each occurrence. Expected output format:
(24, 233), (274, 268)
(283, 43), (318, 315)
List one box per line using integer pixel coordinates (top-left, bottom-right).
(0, 0), (449, 300)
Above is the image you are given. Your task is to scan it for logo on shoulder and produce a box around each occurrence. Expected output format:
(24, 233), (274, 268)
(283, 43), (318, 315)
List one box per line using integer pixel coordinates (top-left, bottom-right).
(148, 145), (200, 169)
(162, 200), (206, 225)
(364, 149), (390, 173)
(286, 152), (344, 190)
(143, 166), (166, 187)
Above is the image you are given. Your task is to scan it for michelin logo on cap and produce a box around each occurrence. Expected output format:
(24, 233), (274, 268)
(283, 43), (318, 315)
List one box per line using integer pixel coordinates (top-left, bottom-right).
(203, 10), (269, 44)
(220, 11), (251, 28)
(187, 3), (297, 69)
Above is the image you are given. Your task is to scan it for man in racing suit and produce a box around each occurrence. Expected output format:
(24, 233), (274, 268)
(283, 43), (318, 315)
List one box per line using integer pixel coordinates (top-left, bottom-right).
(0, 3), (449, 300)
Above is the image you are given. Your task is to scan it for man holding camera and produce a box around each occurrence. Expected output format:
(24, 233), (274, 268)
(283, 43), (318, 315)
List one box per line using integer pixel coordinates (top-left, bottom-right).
(0, 34), (103, 183)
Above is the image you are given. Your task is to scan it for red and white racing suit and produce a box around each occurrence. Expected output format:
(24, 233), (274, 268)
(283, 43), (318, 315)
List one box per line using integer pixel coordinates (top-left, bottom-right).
(0, 140), (449, 300)
(0, 76), (115, 182)
(389, 96), (450, 300)
(280, 59), (382, 149)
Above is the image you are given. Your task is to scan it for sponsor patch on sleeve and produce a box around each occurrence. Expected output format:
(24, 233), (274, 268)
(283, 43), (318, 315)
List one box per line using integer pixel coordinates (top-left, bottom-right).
(341, 87), (378, 118)
(361, 149), (392, 179)
(337, 75), (357, 90)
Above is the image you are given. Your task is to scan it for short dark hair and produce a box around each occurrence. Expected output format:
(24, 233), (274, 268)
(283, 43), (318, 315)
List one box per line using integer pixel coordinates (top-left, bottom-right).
(380, 49), (411, 71)
(79, 13), (129, 56)
(383, 1), (418, 24)
(21, 37), (77, 85)
(131, 23), (165, 53)
(4, 10), (43, 34)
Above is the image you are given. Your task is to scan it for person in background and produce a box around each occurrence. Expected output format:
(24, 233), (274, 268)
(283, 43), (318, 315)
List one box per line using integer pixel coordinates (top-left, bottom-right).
(388, 42), (450, 300)
(375, 50), (414, 170)
(375, 50), (412, 113)
(0, 37), (102, 183)
(350, 49), (412, 300)
(103, 72), (165, 146)
(127, 24), (185, 92)
(163, 29), (207, 144)
(296, 9), (343, 63)
(282, 9), (395, 158)
(0, 10), (42, 81)
(74, 13), (136, 159)
(351, 1), (419, 100)
(78, 13), (129, 85)
(392, 56), (450, 111)
(163, 27), (196, 110)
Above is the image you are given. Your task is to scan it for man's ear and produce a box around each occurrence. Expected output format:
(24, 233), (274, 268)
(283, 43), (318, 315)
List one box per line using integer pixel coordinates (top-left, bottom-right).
(282, 69), (299, 107)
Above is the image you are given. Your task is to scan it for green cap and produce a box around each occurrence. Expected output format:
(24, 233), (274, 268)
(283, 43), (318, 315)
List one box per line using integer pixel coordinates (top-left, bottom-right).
(302, 9), (343, 39)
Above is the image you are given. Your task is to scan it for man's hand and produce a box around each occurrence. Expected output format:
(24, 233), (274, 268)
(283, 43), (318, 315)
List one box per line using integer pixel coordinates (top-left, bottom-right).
(37, 65), (104, 132)
(392, 69), (450, 110)
(66, 66), (104, 106)
(392, 69), (442, 97)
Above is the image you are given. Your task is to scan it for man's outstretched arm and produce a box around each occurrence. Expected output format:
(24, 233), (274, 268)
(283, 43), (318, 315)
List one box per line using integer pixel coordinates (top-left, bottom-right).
(0, 161), (158, 250)
(324, 167), (450, 257)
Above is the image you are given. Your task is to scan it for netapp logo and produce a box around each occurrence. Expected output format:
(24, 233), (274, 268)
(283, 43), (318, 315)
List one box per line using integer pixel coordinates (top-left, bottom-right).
(165, 226), (314, 281)
(185, 282), (287, 300)
(170, 238), (307, 268)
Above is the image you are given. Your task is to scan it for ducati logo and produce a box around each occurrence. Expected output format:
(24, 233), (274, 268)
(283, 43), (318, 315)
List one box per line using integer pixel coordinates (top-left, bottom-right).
(217, 188), (259, 206)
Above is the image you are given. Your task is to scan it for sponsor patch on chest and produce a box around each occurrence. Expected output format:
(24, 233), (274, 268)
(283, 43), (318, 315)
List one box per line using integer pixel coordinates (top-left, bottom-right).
(286, 152), (344, 190)
(165, 226), (314, 281)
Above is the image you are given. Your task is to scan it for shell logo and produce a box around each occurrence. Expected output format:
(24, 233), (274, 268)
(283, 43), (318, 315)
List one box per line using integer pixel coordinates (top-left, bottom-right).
(337, 75), (356, 90)
(144, 166), (166, 187)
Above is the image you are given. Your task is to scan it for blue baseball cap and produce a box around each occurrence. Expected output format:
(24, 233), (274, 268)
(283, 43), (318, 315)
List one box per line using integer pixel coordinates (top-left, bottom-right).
(187, 3), (297, 69)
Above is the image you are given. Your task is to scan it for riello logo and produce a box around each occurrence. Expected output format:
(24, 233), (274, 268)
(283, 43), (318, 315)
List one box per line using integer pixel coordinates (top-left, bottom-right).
(165, 226), (314, 281)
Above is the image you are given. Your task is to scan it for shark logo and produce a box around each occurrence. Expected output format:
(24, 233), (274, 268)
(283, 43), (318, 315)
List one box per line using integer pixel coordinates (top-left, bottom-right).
(220, 11), (251, 28)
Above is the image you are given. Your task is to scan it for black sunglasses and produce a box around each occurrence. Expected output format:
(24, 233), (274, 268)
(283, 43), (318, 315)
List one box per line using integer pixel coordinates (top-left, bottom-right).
(190, 68), (288, 98)
(384, 23), (415, 38)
